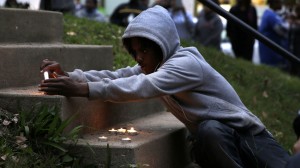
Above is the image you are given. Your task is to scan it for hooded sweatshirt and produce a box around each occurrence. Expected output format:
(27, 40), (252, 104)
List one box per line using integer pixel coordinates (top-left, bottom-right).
(68, 5), (265, 135)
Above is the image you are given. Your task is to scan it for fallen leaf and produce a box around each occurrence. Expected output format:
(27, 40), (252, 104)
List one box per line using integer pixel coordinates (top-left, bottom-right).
(262, 111), (268, 118)
(15, 135), (27, 144)
(262, 91), (268, 98)
(12, 116), (18, 124)
(1, 154), (7, 161)
(2, 120), (11, 126)
(66, 31), (76, 36)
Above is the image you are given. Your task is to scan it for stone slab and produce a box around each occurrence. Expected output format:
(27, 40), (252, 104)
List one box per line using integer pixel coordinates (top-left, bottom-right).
(69, 112), (190, 168)
(0, 86), (165, 134)
(0, 44), (113, 88)
(0, 8), (63, 43)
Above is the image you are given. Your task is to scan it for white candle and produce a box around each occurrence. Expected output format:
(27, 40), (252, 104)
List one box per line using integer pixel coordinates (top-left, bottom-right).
(108, 128), (118, 134)
(127, 127), (138, 136)
(117, 128), (126, 135)
(43, 71), (49, 80)
(121, 137), (131, 143)
(98, 136), (108, 142)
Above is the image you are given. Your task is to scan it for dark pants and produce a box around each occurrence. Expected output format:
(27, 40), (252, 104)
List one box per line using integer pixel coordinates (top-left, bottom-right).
(285, 153), (300, 168)
(192, 120), (290, 168)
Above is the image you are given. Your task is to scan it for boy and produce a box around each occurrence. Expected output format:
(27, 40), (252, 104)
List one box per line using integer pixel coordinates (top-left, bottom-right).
(40, 5), (289, 168)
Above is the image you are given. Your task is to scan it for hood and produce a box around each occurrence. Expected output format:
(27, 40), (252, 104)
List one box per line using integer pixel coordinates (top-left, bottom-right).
(122, 5), (180, 62)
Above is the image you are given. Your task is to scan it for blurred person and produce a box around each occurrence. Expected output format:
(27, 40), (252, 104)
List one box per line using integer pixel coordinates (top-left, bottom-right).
(110, 0), (147, 27)
(40, 0), (75, 13)
(75, 0), (107, 22)
(193, 0), (223, 50)
(259, 0), (290, 70)
(226, 0), (257, 61)
(5, 0), (29, 9)
(288, 4), (300, 76)
(75, 0), (83, 11)
(152, 0), (172, 9)
(169, 0), (194, 40)
(40, 5), (290, 168)
(141, 0), (150, 8)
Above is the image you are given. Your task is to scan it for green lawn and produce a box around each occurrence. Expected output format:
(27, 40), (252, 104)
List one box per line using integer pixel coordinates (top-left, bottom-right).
(63, 15), (300, 152)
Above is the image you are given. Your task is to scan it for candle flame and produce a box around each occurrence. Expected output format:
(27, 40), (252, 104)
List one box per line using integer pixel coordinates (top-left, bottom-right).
(43, 71), (49, 80)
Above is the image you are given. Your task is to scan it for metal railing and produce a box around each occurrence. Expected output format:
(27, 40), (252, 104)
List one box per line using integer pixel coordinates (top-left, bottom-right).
(198, 0), (300, 64)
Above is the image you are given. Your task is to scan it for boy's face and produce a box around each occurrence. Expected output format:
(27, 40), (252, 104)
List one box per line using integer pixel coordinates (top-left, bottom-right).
(131, 37), (162, 74)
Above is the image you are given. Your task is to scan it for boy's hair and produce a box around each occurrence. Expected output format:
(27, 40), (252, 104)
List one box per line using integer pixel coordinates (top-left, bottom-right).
(123, 37), (163, 60)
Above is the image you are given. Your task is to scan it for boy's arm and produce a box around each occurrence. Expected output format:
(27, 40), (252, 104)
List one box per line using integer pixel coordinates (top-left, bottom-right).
(68, 65), (142, 82)
(87, 55), (203, 102)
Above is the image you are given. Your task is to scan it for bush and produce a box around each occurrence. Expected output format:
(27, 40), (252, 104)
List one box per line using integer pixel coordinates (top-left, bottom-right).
(0, 104), (84, 168)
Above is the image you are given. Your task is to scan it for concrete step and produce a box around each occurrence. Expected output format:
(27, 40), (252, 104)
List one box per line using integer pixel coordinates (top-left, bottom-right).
(0, 86), (165, 135)
(0, 44), (113, 89)
(0, 8), (63, 43)
(70, 112), (190, 168)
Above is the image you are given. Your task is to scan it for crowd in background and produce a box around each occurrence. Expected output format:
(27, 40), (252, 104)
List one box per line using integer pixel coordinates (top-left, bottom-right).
(3, 0), (300, 76)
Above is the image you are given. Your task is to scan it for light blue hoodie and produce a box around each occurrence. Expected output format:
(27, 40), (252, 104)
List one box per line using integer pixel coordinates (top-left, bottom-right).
(68, 5), (265, 135)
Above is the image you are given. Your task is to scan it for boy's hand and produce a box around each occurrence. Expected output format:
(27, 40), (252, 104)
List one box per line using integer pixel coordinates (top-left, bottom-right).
(39, 77), (89, 97)
(40, 59), (68, 78)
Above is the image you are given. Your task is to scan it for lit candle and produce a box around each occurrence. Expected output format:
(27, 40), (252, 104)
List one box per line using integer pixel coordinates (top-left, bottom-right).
(121, 137), (131, 143)
(127, 127), (138, 136)
(117, 128), (126, 135)
(98, 136), (108, 142)
(43, 71), (49, 80)
(108, 128), (118, 134)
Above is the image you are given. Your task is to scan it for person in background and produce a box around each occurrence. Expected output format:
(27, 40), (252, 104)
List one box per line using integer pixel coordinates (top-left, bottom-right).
(40, 0), (75, 13)
(110, 0), (147, 27)
(141, 0), (150, 9)
(288, 4), (300, 76)
(168, 0), (194, 41)
(152, 0), (172, 10)
(193, 0), (223, 50)
(39, 5), (290, 168)
(5, 0), (29, 9)
(75, 0), (83, 11)
(226, 0), (257, 61)
(259, 0), (290, 70)
(75, 0), (107, 22)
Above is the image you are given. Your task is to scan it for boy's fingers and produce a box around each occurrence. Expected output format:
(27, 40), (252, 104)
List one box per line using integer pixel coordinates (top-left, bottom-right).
(53, 72), (62, 78)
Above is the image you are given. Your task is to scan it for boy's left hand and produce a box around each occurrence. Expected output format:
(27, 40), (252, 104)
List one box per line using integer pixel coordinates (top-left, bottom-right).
(39, 77), (89, 97)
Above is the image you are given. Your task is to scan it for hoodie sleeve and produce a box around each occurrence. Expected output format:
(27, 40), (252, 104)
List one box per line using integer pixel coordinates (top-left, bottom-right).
(68, 64), (142, 82)
(88, 54), (203, 102)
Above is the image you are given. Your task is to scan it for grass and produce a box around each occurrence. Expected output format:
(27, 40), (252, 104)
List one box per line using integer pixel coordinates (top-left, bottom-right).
(63, 15), (300, 151)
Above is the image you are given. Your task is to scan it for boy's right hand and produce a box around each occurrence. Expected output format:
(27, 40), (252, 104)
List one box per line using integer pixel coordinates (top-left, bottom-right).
(40, 59), (69, 78)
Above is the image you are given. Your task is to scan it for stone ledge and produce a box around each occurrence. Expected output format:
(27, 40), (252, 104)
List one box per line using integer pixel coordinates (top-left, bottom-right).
(0, 44), (113, 88)
(0, 86), (165, 135)
(70, 112), (190, 168)
(0, 8), (63, 43)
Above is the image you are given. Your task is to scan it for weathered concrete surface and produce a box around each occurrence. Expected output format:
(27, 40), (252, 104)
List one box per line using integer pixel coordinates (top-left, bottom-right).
(69, 112), (190, 168)
(0, 86), (165, 134)
(0, 44), (113, 88)
(0, 8), (63, 43)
